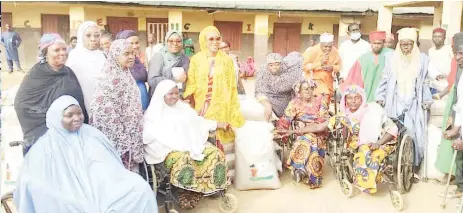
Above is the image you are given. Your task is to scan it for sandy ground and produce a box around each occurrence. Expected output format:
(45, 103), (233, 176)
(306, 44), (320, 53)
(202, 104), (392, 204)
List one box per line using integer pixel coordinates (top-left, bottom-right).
(1, 73), (462, 213)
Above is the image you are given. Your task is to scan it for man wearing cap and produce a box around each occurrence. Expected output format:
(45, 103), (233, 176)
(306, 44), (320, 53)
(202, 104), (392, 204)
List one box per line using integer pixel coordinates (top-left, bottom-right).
(385, 33), (396, 49)
(303, 32), (341, 100)
(338, 23), (371, 81)
(376, 28), (433, 176)
(437, 32), (463, 199)
(428, 28), (454, 97)
(341, 31), (393, 102)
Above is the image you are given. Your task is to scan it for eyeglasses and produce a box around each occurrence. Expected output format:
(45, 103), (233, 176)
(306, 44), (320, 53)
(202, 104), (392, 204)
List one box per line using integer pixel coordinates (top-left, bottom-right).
(207, 36), (222, 42)
(168, 40), (182, 44)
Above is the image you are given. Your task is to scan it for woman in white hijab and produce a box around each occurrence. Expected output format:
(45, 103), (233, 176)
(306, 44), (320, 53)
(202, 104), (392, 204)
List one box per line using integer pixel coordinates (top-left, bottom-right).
(143, 79), (229, 209)
(66, 21), (106, 111)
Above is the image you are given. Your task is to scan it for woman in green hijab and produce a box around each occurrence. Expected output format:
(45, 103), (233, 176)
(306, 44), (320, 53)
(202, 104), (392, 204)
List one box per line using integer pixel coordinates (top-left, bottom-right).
(147, 30), (190, 97)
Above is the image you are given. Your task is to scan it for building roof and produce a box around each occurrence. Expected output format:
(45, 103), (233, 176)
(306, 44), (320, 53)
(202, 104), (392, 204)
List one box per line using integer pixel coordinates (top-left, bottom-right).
(98, 0), (434, 15)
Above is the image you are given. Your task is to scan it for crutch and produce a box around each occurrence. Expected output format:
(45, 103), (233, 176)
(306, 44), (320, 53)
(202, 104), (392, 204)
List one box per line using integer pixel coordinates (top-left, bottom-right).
(441, 150), (458, 209)
(423, 110), (429, 182)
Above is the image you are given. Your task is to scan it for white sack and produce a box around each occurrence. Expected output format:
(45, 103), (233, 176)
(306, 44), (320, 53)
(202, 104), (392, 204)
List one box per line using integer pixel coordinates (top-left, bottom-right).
(234, 121), (281, 190)
(239, 97), (278, 122)
(420, 124), (445, 180)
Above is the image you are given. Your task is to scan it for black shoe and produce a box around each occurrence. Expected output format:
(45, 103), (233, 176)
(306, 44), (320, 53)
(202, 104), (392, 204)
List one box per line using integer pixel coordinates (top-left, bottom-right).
(8, 70), (13, 73)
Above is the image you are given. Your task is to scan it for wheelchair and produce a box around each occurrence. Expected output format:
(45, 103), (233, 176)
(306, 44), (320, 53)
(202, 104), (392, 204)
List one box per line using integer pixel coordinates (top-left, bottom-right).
(273, 120), (297, 168)
(327, 113), (415, 211)
(139, 131), (239, 213)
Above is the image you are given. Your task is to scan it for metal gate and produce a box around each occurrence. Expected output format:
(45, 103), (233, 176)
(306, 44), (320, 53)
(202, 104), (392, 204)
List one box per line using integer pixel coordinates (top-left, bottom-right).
(147, 22), (168, 44)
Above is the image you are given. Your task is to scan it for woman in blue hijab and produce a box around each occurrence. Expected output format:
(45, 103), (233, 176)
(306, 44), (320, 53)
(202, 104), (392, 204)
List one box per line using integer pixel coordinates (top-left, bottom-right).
(14, 95), (157, 213)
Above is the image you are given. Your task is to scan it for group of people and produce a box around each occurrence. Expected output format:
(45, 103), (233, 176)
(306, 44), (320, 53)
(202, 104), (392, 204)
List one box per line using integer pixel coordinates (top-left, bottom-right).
(259, 23), (463, 197)
(7, 17), (463, 212)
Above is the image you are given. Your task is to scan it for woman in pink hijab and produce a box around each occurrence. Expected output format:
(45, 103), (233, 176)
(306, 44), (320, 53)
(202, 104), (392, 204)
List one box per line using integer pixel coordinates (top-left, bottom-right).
(334, 85), (398, 193)
(288, 85), (398, 193)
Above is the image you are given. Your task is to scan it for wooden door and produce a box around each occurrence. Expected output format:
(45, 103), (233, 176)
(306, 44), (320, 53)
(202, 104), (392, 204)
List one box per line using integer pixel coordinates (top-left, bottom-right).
(273, 23), (301, 56)
(41, 14), (70, 40)
(1, 13), (12, 32)
(214, 21), (242, 51)
(146, 18), (168, 44)
(106, 16), (138, 37)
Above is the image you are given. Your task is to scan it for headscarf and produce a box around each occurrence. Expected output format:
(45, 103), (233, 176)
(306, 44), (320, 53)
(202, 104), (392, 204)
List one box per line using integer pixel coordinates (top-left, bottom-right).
(75, 21), (100, 49)
(15, 42), (88, 151)
(37, 33), (66, 63)
(115, 30), (137, 40)
(199, 26), (220, 51)
(14, 95), (158, 212)
(392, 27), (421, 97)
(341, 85), (390, 146)
(293, 78), (317, 95)
(255, 52), (304, 117)
(115, 30), (147, 83)
(66, 21), (106, 111)
(161, 30), (184, 68)
(90, 39), (144, 168)
(143, 80), (209, 164)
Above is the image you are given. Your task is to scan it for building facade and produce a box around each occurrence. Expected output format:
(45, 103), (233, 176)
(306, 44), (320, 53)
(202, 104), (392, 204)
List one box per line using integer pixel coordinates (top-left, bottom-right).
(1, 1), (440, 69)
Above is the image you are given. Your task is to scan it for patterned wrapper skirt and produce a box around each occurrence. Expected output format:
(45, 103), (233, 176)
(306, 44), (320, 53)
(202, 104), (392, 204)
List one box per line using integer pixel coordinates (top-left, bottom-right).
(165, 143), (228, 194)
(286, 133), (326, 188)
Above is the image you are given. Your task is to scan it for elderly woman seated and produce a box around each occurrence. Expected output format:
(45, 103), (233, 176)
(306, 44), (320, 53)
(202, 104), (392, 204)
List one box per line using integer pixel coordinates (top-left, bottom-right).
(143, 79), (230, 209)
(256, 52), (304, 121)
(14, 96), (157, 213)
(299, 85), (398, 193)
(275, 79), (330, 188)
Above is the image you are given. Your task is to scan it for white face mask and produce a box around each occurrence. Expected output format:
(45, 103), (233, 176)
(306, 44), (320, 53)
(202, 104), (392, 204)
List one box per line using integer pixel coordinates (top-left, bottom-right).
(350, 32), (362, 41)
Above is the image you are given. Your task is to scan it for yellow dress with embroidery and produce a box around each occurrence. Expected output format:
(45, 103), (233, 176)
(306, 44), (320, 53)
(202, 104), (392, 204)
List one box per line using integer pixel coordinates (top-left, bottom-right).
(328, 114), (397, 194)
(184, 26), (245, 143)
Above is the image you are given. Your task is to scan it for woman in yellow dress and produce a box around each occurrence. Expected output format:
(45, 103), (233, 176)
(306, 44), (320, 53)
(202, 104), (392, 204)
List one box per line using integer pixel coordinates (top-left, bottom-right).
(184, 26), (244, 150)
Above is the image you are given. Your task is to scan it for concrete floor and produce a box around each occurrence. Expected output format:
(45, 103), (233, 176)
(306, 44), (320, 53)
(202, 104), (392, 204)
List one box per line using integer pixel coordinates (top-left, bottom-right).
(1, 72), (462, 213)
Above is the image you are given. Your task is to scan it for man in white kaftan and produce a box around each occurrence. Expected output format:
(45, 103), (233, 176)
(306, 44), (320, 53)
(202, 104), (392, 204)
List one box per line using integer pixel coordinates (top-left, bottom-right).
(375, 28), (433, 170)
(338, 23), (371, 80)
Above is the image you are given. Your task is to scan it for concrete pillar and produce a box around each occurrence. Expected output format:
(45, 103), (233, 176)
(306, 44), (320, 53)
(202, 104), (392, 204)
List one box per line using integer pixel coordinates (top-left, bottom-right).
(254, 14), (269, 66)
(377, 5), (393, 33)
(69, 6), (86, 36)
(442, 1), (463, 44)
(168, 10), (182, 32)
(433, 4), (443, 28)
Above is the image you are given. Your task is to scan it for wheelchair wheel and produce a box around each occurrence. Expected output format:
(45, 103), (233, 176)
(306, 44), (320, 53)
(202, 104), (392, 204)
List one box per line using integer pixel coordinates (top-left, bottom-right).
(390, 190), (404, 211)
(340, 179), (354, 198)
(1, 191), (14, 213)
(396, 134), (414, 194)
(327, 138), (337, 169)
(219, 193), (239, 213)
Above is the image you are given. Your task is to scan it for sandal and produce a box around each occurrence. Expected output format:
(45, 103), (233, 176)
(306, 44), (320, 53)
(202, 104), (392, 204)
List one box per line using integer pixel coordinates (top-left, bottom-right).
(178, 190), (203, 210)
